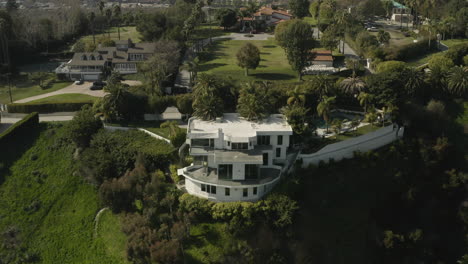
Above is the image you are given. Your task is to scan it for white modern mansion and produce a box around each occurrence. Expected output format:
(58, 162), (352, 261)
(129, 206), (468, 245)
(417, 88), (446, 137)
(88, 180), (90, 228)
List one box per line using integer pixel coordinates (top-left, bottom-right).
(177, 113), (293, 202)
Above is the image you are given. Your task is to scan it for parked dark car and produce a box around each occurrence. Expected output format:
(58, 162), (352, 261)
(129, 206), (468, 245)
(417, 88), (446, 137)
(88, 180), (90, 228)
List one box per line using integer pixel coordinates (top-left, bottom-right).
(90, 81), (106, 90)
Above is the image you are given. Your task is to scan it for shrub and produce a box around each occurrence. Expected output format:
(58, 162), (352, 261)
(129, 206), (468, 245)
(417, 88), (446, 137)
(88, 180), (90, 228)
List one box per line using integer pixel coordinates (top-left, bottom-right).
(7, 101), (93, 113)
(444, 43), (468, 65)
(169, 164), (180, 183)
(66, 105), (103, 148)
(376, 60), (407, 73)
(147, 96), (176, 114)
(384, 39), (437, 61)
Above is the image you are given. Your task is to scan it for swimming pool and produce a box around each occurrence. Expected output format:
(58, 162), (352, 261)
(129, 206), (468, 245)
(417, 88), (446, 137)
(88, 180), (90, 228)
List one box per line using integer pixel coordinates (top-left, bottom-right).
(312, 111), (363, 129)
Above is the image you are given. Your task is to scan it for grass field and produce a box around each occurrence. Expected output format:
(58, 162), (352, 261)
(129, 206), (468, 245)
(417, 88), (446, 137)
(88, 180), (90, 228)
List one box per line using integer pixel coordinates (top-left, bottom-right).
(441, 38), (468, 48)
(0, 81), (72, 104)
(75, 26), (142, 48)
(29, 93), (99, 104)
(0, 123), (128, 263)
(198, 38), (298, 83)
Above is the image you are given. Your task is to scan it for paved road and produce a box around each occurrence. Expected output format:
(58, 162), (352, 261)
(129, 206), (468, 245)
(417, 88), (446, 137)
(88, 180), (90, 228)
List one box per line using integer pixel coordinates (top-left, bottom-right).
(0, 112), (76, 133)
(14, 80), (142, 103)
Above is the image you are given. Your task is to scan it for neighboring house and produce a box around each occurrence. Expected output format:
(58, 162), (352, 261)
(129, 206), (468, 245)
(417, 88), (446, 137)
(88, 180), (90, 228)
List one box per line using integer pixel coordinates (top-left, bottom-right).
(55, 39), (156, 81)
(178, 113), (293, 202)
(311, 50), (334, 67)
(240, 6), (292, 31)
(391, 1), (413, 23)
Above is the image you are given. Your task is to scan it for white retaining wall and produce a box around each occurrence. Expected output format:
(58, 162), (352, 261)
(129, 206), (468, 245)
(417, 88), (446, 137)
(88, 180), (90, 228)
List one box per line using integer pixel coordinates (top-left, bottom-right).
(103, 125), (171, 143)
(299, 125), (404, 167)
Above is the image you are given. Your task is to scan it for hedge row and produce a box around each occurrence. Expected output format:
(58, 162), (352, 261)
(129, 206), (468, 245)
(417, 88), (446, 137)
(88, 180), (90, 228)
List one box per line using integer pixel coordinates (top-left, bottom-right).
(384, 39), (437, 61)
(7, 101), (93, 113)
(0, 112), (39, 149)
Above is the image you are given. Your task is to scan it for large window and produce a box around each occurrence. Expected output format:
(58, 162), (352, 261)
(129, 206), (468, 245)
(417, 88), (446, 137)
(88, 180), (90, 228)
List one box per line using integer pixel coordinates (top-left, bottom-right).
(257, 135), (270, 145)
(253, 187), (257, 195)
(191, 138), (214, 148)
(218, 164), (233, 179)
(277, 135), (283, 145)
(225, 188), (230, 196)
(245, 164), (258, 180)
(231, 142), (248, 150)
(243, 188), (248, 197)
(276, 148), (281, 158)
(201, 184), (216, 194)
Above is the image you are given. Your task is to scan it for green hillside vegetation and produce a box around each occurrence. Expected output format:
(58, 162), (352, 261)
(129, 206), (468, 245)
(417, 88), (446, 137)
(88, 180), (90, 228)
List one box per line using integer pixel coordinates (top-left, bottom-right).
(0, 123), (128, 263)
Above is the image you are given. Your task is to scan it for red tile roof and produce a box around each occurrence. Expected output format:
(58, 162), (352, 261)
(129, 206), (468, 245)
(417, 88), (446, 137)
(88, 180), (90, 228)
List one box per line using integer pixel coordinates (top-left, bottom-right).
(312, 50), (334, 61)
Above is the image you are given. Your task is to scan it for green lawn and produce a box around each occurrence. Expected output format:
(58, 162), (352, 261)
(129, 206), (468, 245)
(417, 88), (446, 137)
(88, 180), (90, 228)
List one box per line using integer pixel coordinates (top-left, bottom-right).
(336, 124), (382, 141)
(0, 123), (128, 263)
(0, 81), (72, 104)
(191, 23), (231, 41)
(29, 93), (99, 104)
(75, 26), (142, 48)
(441, 38), (468, 48)
(95, 210), (130, 264)
(198, 38), (298, 83)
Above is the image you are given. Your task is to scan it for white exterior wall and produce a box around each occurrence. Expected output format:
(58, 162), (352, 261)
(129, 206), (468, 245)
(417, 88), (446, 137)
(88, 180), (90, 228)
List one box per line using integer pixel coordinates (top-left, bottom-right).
(232, 163), (245, 180)
(182, 173), (280, 202)
(299, 125), (404, 167)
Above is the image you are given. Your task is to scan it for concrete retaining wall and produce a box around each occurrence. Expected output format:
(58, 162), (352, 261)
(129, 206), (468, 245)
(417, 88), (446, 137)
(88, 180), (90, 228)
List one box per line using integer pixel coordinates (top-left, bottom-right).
(299, 125), (404, 167)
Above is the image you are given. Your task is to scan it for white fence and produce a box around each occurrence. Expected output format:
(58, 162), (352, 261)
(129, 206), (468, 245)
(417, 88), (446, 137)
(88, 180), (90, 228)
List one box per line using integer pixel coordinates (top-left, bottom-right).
(299, 124), (404, 167)
(103, 125), (171, 144)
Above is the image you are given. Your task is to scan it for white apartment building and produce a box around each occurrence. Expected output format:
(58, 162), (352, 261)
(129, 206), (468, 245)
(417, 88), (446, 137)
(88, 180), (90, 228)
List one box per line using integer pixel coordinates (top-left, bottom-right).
(178, 113), (293, 202)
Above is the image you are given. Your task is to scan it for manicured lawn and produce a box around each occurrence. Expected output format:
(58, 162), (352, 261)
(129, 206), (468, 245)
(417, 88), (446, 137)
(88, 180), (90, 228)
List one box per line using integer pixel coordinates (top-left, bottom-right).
(336, 124), (382, 141)
(369, 29), (414, 46)
(0, 123), (128, 263)
(441, 38), (468, 48)
(198, 38), (298, 83)
(0, 81), (72, 104)
(191, 23), (231, 41)
(75, 26), (142, 48)
(29, 93), (99, 104)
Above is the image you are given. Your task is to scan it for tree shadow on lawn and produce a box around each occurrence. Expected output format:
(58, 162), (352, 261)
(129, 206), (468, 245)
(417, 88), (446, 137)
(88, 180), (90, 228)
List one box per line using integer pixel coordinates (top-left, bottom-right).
(198, 63), (228, 71)
(262, 45), (277, 48)
(260, 52), (271, 55)
(252, 73), (295, 81)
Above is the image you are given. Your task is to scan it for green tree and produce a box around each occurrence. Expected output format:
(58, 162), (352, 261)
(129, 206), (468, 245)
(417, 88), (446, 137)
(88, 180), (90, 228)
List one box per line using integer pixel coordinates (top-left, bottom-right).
(305, 75), (333, 98)
(446, 66), (467, 97)
(377, 30), (391, 45)
(105, 8), (112, 38)
(281, 104), (310, 134)
(287, 85), (306, 106)
(136, 12), (167, 41)
(0, 17), (11, 70)
(331, 118), (345, 138)
(216, 8), (237, 30)
(98, 0), (105, 16)
(317, 96), (336, 133)
(182, 56), (200, 85)
(67, 105), (103, 148)
(357, 92), (373, 113)
(289, 0), (310, 18)
(403, 67), (425, 97)
(113, 4), (122, 40)
(276, 19), (315, 80)
(237, 82), (270, 121)
(192, 74), (224, 120)
(236, 42), (260, 76)
(376, 60), (407, 73)
(89, 12), (96, 45)
(340, 75), (366, 95)
(320, 25), (340, 52)
(6, 0), (18, 12)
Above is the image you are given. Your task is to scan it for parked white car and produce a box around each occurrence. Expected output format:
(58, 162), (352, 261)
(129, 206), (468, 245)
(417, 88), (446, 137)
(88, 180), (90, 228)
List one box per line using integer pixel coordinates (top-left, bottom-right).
(74, 79), (84, 85)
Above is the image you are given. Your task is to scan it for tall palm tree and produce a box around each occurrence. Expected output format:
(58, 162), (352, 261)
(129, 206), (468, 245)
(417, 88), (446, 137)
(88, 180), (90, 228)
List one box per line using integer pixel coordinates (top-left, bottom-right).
(335, 10), (350, 53)
(377, 30), (391, 45)
(446, 66), (467, 97)
(161, 121), (180, 138)
(105, 8), (112, 38)
(404, 67), (425, 97)
(113, 4), (122, 40)
(287, 86), (306, 106)
(98, 0), (105, 16)
(357, 92), (373, 113)
(192, 74), (223, 120)
(317, 96), (336, 133)
(182, 56), (200, 85)
(89, 12), (96, 45)
(340, 75), (366, 95)
(307, 75), (333, 98)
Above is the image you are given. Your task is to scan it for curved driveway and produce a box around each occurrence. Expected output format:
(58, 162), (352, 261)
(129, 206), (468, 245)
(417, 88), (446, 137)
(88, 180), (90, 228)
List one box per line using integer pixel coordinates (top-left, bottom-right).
(14, 80), (142, 103)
